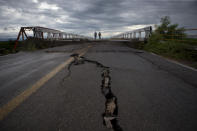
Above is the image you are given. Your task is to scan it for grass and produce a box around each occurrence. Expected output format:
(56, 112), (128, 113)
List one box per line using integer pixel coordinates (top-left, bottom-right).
(0, 38), (73, 56)
(145, 41), (196, 60)
(143, 33), (197, 68)
(0, 40), (18, 55)
(182, 38), (197, 46)
(0, 38), (55, 55)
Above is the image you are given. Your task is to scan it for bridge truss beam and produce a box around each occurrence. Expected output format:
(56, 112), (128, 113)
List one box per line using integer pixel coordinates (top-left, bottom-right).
(111, 26), (152, 41)
(14, 26), (92, 49)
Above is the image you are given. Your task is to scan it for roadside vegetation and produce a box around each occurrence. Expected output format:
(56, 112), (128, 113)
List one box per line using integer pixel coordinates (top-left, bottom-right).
(0, 40), (19, 55)
(144, 16), (197, 68)
(0, 38), (68, 55)
(0, 39), (39, 55)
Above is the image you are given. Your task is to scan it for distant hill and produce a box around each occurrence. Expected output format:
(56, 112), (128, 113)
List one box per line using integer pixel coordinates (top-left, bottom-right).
(0, 38), (16, 41)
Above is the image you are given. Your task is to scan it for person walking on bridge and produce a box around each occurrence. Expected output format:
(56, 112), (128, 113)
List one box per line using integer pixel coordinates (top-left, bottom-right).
(94, 32), (97, 40)
(98, 32), (101, 39)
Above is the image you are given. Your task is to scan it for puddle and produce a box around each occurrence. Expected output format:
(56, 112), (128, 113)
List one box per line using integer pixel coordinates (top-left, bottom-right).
(63, 53), (123, 131)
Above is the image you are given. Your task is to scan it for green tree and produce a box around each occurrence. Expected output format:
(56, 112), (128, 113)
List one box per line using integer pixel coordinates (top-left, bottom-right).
(155, 16), (185, 40)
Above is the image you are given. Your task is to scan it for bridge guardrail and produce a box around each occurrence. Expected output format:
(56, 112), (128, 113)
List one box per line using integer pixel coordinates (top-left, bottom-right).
(160, 29), (197, 45)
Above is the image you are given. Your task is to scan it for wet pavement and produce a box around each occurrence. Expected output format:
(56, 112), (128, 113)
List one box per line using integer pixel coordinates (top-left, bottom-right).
(0, 42), (197, 131)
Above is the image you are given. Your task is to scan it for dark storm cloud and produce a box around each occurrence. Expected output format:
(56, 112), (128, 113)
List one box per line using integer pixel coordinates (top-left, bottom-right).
(0, 0), (196, 38)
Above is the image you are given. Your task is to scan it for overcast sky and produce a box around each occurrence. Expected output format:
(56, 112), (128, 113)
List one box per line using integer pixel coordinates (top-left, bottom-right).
(0, 0), (196, 38)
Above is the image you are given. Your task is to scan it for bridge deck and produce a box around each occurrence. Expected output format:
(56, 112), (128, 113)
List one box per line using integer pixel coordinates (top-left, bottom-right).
(0, 42), (196, 131)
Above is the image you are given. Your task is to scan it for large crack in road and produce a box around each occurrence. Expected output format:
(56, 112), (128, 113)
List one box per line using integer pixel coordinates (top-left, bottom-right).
(63, 53), (123, 131)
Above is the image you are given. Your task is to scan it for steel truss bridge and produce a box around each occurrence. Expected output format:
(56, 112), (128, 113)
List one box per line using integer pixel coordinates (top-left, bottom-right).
(14, 26), (153, 48)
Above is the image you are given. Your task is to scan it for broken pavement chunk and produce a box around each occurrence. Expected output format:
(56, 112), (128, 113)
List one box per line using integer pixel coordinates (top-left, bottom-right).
(106, 97), (116, 115)
(104, 116), (116, 128)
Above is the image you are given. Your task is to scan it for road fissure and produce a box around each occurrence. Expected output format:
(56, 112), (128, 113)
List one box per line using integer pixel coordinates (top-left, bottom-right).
(64, 53), (123, 131)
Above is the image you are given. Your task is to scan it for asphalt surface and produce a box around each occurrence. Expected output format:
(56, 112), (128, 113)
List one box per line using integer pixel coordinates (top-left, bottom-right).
(0, 42), (197, 131)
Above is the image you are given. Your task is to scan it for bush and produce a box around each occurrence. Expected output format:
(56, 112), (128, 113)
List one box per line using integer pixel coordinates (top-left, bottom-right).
(144, 16), (197, 63)
(145, 39), (197, 61)
(0, 40), (18, 55)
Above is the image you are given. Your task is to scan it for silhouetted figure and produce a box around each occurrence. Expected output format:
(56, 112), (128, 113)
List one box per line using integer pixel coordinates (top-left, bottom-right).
(99, 32), (101, 39)
(94, 32), (97, 40)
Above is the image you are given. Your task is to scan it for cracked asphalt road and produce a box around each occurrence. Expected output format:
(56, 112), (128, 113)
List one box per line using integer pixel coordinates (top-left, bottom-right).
(0, 42), (197, 131)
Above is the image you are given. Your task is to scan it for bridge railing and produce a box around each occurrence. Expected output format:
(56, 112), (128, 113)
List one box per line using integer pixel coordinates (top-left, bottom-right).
(111, 26), (152, 41)
(160, 29), (197, 44)
(14, 26), (93, 49)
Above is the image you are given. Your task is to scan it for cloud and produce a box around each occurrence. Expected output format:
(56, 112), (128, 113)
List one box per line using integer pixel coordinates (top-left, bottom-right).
(0, 0), (196, 39)
(32, 0), (38, 3)
(38, 2), (60, 10)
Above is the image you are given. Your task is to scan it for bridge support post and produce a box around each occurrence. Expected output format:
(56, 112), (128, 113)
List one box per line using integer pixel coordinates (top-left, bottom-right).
(145, 31), (149, 39)
(139, 32), (141, 39)
(134, 32), (136, 38)
(41, 32), (44, 39)
(130, 33), (132, 39)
